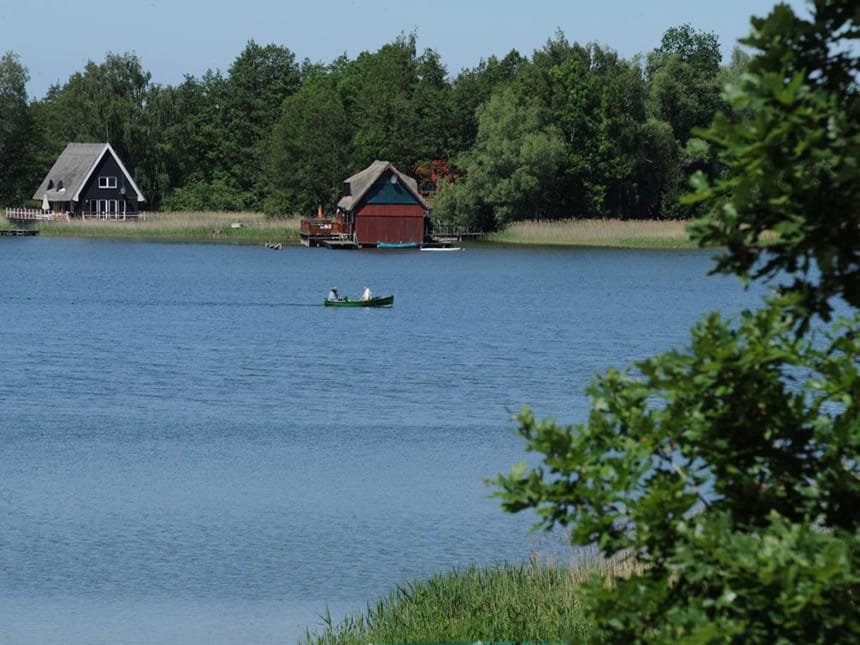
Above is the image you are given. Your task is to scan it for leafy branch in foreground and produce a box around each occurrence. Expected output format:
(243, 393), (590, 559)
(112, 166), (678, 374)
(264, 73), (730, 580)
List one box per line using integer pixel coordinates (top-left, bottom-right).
(493, 1), (860, 641)
(685, 1), (860, 326)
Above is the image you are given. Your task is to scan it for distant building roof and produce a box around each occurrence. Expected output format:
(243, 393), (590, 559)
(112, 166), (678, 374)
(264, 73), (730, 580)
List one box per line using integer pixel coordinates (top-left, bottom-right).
(33, 142), (145, 203)
(338, 160), (429, 212)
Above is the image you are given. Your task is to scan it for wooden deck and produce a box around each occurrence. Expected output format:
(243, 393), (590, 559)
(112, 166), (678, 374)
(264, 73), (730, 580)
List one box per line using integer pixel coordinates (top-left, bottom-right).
(428, 230), (485, 241)
(321, 238), (359, 249)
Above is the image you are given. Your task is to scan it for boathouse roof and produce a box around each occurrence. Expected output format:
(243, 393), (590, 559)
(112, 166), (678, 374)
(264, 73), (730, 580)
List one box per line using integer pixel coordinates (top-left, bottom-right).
(33, 142), (145, 203)
(337, 160), (429, 212)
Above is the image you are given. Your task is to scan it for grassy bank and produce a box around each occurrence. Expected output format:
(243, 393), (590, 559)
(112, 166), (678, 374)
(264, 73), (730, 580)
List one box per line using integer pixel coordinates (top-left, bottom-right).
(4, 212), (701, 248)
(302, 549), (640, 645)
(25, 211), (301, 244)
(485, 218), (696, 248)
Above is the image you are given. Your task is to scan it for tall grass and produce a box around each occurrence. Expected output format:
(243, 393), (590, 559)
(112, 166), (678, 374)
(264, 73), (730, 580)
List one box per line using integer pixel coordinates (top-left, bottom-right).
(301, 542), (642, 645)
(487, 219), (696, 248)
(28, 211), (301, 244)
(15, 213), (702, 248)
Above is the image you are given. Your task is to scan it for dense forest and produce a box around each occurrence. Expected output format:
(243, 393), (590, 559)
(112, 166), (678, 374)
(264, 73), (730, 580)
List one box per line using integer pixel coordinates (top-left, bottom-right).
(0, 25), (747, 231)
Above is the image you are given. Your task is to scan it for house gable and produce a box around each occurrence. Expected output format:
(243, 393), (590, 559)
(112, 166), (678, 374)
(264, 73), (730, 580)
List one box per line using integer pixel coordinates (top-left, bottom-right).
(364, 175), (422, 206)
(76, 144), (145, 204)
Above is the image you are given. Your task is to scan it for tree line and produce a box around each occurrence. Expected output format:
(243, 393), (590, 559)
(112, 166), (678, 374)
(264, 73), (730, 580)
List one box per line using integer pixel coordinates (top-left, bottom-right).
(1, 25), (747, 230)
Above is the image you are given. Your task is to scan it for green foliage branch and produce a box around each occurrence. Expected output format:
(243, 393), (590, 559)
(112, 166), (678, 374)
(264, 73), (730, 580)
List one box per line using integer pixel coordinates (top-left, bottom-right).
(687, 1), (860, 325)
(492, 1), (860, 641)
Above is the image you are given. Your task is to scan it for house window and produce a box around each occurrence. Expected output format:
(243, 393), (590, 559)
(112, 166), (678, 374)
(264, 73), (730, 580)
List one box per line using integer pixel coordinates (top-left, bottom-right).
(99, 176), (118, 189)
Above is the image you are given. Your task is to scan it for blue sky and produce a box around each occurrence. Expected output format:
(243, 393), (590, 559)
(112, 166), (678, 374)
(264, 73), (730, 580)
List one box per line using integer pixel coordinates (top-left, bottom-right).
(3, 0), (810, 100)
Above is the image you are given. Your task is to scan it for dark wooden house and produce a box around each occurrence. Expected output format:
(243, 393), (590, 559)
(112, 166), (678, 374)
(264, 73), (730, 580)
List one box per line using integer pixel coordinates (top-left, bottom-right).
(337, 160), (430, 246)
(33, 143), (145, 218)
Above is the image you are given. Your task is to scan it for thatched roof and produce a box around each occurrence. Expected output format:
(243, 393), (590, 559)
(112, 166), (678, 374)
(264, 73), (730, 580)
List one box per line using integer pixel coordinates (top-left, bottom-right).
(33, 142), (145, 202)
(337, 160), (429, 212)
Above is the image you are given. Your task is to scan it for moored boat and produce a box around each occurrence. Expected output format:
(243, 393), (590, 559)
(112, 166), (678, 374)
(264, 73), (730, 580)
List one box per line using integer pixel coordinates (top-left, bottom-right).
(324, 295), (394, 307)
(376, 242), (418, 249)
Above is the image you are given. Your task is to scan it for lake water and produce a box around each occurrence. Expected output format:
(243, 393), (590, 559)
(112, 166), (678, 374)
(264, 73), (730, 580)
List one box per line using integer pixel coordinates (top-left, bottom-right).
(0, 238), (762, 644)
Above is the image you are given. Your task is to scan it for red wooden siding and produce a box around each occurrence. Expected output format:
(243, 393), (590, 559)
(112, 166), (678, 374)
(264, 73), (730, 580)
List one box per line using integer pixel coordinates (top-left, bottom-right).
(355, 203), (424, 245)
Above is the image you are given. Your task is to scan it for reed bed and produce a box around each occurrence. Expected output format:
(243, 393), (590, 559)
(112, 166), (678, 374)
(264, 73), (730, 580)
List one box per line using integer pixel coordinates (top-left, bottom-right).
(488, 218), (696, 248)
(302, 541), (642, 645)
(16, 212), (703, 248)
(29, 211), (302, 244)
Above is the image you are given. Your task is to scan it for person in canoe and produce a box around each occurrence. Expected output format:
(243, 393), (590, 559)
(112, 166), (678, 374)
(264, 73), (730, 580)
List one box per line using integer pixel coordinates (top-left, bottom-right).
(327, 286), (342, 301)
(360, 285), (372, 301)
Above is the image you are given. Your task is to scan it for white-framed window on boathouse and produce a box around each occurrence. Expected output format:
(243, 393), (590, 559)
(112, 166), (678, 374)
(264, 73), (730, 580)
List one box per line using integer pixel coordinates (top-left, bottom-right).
(98, 176), (118, 189)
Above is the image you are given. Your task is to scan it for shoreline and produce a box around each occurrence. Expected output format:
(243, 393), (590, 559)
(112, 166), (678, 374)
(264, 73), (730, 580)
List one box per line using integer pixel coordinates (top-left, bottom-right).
(3, 212), (697, 249)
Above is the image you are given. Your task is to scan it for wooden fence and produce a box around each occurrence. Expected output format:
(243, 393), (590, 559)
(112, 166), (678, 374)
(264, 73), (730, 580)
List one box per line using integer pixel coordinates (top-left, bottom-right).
(4, 208), (56, 221)
(5, 208), (146, 222)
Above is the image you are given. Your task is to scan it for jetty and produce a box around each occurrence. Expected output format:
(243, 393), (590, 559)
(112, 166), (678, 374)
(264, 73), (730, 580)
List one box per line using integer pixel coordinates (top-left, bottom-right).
(321, 238), (359, 249)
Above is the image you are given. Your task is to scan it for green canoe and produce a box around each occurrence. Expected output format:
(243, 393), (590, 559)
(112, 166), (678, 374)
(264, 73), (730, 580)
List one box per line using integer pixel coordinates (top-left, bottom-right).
(324, 295), (394, 307)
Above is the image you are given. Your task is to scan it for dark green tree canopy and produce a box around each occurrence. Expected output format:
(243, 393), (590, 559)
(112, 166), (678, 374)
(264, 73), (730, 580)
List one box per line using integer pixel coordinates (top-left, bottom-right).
(266, 72), (351, 215)
(653, 23), (721, 72)
(0, 51), (35, 205)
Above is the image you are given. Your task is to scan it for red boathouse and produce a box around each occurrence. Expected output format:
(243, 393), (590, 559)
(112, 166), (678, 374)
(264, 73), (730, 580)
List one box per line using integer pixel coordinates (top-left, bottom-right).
(337, 160), (430, 246)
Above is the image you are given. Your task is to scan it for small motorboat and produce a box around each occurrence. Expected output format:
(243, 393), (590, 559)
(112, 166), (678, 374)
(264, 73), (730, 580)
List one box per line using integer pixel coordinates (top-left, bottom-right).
(420, 246), (463, 252)
(324, 295), (394, 307)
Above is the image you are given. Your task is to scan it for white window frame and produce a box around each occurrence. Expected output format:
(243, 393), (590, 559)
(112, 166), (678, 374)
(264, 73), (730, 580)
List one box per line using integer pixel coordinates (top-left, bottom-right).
(98, 176), (118, 189)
